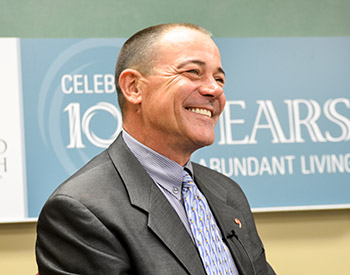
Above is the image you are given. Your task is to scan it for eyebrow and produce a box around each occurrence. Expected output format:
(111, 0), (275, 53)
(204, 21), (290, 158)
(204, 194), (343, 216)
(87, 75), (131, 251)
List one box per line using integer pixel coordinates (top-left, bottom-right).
(177, 59), (226, 76)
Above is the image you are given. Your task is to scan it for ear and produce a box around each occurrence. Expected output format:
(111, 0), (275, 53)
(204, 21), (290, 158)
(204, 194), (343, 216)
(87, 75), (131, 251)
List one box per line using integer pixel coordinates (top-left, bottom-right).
(118, 69), (144, 104)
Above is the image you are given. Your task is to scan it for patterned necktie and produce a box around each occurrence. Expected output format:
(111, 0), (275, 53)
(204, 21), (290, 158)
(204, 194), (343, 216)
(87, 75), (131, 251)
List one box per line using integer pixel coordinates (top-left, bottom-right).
(182, 170), (239, 275)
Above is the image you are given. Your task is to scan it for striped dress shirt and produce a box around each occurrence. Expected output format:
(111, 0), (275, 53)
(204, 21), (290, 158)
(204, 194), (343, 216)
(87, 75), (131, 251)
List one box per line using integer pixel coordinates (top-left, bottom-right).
(122, 130), (238, 274)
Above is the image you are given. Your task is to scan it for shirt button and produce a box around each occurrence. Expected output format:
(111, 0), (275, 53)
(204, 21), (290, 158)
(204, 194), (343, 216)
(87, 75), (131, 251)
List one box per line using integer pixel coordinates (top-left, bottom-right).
(173, 187), (179, 194)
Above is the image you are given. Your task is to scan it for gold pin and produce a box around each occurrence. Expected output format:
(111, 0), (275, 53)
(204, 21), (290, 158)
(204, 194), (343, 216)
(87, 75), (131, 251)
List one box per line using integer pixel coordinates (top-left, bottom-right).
(235, 218), (242, 228)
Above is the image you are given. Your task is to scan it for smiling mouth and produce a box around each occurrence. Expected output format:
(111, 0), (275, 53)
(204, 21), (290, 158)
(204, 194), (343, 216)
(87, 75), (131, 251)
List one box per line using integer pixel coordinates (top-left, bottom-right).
(186, 107), (212, 118)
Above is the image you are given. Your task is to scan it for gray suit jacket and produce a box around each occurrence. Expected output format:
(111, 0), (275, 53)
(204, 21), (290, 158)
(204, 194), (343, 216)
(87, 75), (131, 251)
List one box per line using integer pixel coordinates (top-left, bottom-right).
(36, 134), (275, 275)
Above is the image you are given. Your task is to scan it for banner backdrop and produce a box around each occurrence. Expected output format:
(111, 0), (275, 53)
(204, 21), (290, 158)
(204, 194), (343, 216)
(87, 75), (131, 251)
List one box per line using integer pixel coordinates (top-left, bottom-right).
(1, 37), (349, 221)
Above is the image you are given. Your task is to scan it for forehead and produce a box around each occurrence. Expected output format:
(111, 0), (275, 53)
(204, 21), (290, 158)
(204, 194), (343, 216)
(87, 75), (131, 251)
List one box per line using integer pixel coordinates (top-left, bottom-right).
(154, 27), (222, 68)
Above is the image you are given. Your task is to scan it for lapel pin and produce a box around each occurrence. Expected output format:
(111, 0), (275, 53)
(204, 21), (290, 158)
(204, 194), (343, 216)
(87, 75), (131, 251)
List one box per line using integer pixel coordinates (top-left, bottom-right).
(234, 218), (242, 228)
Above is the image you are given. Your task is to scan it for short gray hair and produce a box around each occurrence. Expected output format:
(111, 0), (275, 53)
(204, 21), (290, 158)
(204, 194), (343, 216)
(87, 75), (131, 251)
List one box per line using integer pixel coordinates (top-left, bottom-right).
(114, 23), (212, 113)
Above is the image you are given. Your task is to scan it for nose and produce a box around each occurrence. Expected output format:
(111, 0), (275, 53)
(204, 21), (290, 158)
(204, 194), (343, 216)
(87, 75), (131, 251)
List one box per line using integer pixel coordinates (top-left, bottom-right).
(198, 76), (224, 98)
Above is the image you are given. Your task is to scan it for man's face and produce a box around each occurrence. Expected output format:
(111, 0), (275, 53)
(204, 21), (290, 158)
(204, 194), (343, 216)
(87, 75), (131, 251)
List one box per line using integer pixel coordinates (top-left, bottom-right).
(138, 27), (226, 159)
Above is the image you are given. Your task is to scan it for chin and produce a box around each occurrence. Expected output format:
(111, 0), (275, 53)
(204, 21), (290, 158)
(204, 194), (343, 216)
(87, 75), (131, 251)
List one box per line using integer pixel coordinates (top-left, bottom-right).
(185, 128), (216, 149)
(193, 136), (215, 148)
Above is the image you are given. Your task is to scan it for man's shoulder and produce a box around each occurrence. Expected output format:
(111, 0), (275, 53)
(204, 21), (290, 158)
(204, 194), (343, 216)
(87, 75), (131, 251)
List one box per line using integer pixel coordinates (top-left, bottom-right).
(52, 149), (116, 196)
(52, 135), (129, 196)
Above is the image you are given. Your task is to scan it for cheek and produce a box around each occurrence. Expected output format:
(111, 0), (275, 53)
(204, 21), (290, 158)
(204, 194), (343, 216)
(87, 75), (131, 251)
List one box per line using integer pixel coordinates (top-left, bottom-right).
(143, 90), (175, 120)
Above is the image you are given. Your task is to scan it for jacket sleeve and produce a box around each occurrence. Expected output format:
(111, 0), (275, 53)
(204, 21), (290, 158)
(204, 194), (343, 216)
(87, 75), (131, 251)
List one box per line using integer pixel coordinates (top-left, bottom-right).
(36, 194), (133, 275)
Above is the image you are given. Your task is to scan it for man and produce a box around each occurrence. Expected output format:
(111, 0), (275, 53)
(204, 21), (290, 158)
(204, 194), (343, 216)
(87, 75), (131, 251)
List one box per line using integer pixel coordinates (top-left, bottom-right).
(36, 23), (275, 275)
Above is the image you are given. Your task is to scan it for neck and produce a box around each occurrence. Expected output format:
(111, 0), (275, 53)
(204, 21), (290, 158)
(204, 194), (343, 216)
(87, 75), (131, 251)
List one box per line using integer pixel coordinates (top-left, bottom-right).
(123, 126), (193, 166)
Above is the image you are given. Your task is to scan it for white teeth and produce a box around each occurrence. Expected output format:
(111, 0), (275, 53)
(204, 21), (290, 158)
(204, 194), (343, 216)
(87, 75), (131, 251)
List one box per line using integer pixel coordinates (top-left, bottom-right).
(188, 107), (212, 118)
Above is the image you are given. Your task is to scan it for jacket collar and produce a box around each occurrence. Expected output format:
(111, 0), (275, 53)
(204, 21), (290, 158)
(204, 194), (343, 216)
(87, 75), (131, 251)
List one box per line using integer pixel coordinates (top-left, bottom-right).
(108, 134), (206, 275)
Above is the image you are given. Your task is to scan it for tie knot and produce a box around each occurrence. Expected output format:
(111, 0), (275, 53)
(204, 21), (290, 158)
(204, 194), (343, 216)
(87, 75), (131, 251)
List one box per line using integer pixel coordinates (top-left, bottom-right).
(182, 170), (196, 190)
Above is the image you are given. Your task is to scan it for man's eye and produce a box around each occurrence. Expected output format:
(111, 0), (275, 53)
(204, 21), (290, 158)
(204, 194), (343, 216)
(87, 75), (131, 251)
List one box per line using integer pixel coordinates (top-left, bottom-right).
(215, 77), (225, 84)
(186, 69), (200, 75)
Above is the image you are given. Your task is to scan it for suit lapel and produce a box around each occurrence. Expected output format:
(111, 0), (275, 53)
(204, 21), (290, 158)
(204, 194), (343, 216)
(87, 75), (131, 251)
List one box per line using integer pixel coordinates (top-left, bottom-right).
(108, 135), (205, 275)
(147, 183), (206, 275)
(194, 171), (255, 275)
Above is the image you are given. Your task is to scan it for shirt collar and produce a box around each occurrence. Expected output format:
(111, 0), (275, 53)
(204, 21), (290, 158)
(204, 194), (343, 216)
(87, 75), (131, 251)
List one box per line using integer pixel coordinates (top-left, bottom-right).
(122, 130), (193, 200)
